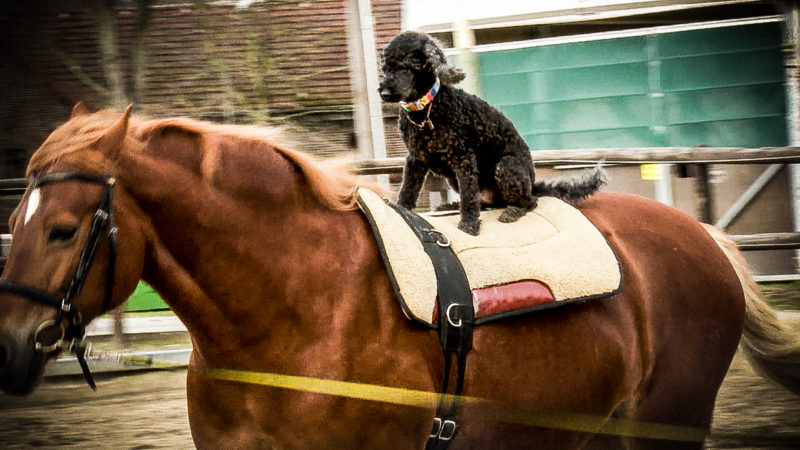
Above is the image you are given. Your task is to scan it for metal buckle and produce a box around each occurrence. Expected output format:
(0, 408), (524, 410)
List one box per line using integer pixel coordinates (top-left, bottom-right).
(424, 229), (450, 247)
(429, 417), (442, 438)
(33, 319), (65, 353)
(60, 298), (72, 313)
(439, 419), (457, 441)
(446, 303), (463, 328)
(430, 417), (457, 441)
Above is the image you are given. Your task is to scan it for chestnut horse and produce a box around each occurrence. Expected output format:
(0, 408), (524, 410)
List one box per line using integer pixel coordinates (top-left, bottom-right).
(0, 105), (799, 449)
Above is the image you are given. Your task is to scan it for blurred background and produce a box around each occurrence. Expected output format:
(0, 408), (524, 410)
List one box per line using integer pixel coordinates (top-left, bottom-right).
(1, 3), (800, 448)
(0, 0), (798, 301)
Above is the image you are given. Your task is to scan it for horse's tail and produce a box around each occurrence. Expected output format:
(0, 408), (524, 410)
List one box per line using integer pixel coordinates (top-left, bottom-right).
(533, 165), (606, 204)
(703, 223), (800, 395)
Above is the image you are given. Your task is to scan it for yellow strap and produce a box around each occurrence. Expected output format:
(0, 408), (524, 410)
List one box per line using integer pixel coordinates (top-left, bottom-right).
(199, 366), (708, 443)
(203, 367), (446, 409)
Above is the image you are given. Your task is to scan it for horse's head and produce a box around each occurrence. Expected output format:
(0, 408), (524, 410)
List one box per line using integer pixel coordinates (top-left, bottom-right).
(0, 104), (146, 395)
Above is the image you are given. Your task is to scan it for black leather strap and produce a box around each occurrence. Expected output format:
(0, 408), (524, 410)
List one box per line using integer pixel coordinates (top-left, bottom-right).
(0, 281), (64, 308)
(0, 172), (116, 391)
(390, 205), (473, 449)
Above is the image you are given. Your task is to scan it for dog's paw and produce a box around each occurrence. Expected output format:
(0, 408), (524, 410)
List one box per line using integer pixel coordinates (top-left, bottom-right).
(499, 206), (528, 223)
(458, 219), (480, 235)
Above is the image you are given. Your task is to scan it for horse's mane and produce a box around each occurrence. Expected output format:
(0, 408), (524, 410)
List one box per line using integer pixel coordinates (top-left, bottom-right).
(137, 117), (374, 211)
(28, 111), (377, 212)
(28, 110), (126, 176)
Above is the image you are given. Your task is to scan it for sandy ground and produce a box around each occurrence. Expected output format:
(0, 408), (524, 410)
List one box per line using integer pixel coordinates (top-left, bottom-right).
(0, 351), (798, 449)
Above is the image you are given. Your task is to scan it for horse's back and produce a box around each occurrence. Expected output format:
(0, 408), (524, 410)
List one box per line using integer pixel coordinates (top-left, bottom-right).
(579, 191), (746, 336)
(582, 192), (745, 444)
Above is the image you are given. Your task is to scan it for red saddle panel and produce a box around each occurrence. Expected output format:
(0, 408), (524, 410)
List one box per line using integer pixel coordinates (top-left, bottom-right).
(433, 280), (556, 324)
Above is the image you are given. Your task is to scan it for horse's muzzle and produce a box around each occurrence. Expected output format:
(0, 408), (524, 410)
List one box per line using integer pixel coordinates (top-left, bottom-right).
(0, 331), (46, 395)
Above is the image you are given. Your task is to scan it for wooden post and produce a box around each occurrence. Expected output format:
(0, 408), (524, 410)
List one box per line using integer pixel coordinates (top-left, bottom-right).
(693, 163), (714, 224)
(113, 306), (125, 349)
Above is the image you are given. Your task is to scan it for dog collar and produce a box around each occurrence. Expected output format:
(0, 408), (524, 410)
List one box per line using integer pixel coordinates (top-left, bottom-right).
(399, 78), (439, 112)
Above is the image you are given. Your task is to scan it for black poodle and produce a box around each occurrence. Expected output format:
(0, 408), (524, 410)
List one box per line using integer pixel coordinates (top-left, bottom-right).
(379, 31), (603, 235)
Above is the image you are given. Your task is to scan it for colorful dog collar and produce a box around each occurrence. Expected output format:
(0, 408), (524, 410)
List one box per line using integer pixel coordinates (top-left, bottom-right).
(399, 78), (440, 112)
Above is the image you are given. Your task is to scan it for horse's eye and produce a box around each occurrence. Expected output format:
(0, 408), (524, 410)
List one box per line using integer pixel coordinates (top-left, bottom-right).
(48, 226), (78, 243)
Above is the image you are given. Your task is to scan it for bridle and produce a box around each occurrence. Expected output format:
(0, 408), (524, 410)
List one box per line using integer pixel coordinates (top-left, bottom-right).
(0, 172), (119, 390)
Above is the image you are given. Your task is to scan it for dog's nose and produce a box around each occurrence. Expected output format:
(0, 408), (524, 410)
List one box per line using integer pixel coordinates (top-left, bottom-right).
(378, 86), (394, 101)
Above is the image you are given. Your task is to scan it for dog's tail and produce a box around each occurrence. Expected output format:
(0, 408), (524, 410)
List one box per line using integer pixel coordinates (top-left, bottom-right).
(532, 165), (606, 204)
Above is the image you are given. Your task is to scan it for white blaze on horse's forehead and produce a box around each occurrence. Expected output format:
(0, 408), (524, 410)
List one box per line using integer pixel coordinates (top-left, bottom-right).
(24, 188), (42, 225)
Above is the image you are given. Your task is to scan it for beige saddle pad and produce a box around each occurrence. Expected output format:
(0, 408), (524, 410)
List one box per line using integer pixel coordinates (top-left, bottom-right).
(357, 188), (622, 326)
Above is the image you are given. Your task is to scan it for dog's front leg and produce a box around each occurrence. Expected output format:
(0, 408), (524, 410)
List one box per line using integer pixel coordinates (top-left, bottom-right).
(397, 156), (428, 210)
(455, 161), (481, 235)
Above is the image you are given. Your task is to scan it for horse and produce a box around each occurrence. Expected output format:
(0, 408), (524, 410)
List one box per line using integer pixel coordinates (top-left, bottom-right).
(0, 104), (798, 449)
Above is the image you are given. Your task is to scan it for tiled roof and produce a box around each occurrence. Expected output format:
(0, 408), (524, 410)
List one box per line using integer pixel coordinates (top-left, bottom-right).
(0, 1), (403, 156)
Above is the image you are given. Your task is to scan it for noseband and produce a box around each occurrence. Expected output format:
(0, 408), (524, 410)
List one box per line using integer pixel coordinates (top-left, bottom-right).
(0, 172), (119, 390)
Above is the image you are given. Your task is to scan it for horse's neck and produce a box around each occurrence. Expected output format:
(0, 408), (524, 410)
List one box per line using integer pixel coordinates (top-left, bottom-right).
(116, 149), (372, 363)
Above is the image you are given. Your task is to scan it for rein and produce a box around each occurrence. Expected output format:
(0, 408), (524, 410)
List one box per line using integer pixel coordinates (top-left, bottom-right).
(0, 172), (119, 390)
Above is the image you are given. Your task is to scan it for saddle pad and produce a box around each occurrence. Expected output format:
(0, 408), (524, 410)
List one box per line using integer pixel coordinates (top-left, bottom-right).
(357, 188), (622, 327)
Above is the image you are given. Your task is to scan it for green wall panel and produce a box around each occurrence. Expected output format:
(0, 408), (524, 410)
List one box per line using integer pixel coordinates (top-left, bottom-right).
(479, 22), (788, 149)
(481, 37), (648, 74)
(526, 127), (655, 150)
(530, 96), (652, 133)
(659, 50), (784, 92)
(664, 84), (787, 125)
(666, 117), (789, 147)
(125, 281), (168, 312)
(656, 22), (781, 57)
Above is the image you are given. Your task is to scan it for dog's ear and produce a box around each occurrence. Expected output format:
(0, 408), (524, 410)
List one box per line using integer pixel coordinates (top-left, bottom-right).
(422, 36), (466, 85)
(437, 64), (466, 85)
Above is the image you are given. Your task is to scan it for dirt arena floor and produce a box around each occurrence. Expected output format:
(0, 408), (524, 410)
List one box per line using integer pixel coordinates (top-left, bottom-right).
(0, 350), (798, 449)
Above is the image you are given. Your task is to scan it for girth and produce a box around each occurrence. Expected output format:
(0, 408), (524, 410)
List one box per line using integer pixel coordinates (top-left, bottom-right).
(391, 204), (474, 449)
(0, 172), (119, 391)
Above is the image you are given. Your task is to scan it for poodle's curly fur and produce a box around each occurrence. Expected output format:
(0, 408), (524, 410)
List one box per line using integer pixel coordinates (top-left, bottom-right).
(379, 31), (604, 235)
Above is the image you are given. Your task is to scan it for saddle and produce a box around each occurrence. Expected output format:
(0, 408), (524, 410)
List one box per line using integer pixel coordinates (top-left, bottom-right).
(357, 188), (622, 327)
(358, 188), (622, 447)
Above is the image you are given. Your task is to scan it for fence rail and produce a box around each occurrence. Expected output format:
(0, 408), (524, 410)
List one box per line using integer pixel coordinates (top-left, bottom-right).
(730, 232), (800, 251)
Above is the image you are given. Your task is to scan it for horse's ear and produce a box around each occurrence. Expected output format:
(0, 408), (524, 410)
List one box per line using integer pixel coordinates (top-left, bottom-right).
(97, 104), (133, 159)
(71, 102), (91, 119)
